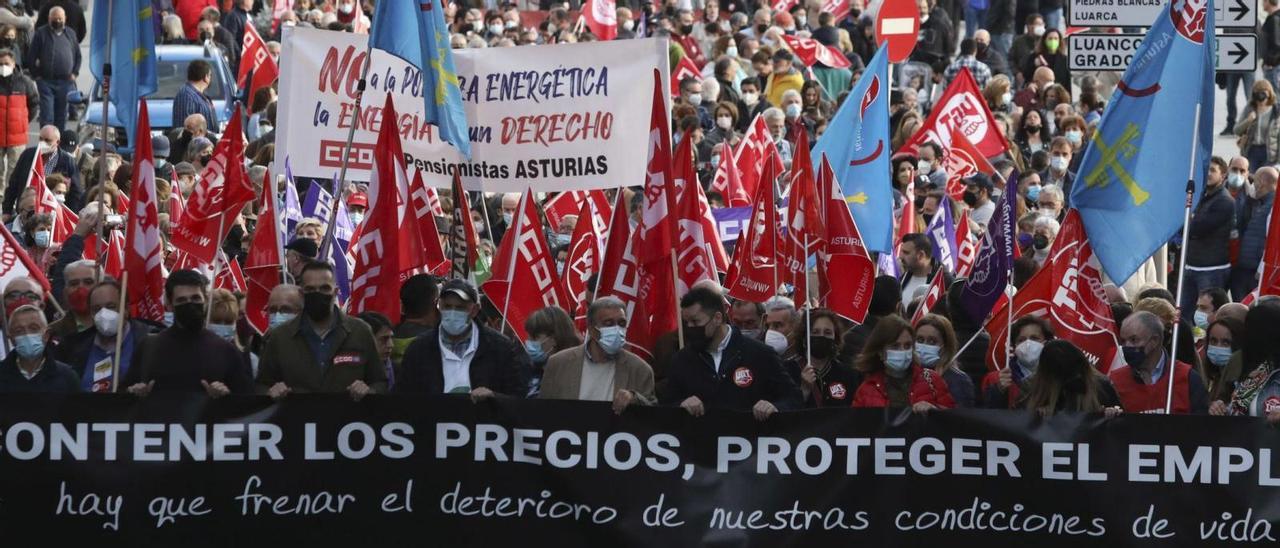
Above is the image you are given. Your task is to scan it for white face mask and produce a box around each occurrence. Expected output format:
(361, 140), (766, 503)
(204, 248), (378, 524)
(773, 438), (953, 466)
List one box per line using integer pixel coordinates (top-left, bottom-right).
(764, 329), (788, 354)
(1032, 24), (1046, 36)
(0, 65), (13, 77)
(688, 93), (703, 106)
(339, 3), (354, 14)
(917, 159), (933, 174)
(716, 116), (733, 130)
(1001, 91), (1012, 104)
(741, 91), (759, 106)
(622, 20), (634, 31)
(1049, 156), (1069, 172)
(94, 308), (121, 336)
(1015, 339), (1044, 370)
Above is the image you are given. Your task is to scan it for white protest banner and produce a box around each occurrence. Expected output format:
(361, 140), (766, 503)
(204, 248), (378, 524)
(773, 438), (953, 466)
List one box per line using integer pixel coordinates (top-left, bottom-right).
(274, 27), (668, 192)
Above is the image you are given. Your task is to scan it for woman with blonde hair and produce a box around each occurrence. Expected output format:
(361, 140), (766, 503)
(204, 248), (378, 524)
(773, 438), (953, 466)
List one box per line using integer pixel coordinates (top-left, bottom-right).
(208, 288), (255, 380)
(1237, 79), (1276, 167)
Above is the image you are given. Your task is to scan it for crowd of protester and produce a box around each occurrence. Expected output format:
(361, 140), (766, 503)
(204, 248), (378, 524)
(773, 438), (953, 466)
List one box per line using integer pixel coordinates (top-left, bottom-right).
(0, 0), (1277, 426)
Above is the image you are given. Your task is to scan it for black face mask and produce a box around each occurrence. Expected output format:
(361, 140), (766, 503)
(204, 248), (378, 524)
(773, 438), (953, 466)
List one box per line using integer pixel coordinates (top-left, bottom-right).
(681, 24), (694, 35)
(1255, 91), (1269, 102)
(850, 8), (862, 18)
(1033, 234), (1050, 250)
(198, 153), (213, 164)
(50, 21), (65, 31)
(976, 43), (988, 55)
(914, 195), (926, 210)
(1026, 124), (1042, 133)
(756, 23), (768, 34)
(174, 302), (206, 331)
(810, 336), (836, 359)
(303, 292), (333, 322)
(682, 320), (714, 351)
(962, 190), (979, 207)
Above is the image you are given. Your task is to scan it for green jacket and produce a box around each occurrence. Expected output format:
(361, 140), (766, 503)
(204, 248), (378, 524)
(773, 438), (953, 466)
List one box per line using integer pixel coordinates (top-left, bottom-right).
(257, 309), (387, 394)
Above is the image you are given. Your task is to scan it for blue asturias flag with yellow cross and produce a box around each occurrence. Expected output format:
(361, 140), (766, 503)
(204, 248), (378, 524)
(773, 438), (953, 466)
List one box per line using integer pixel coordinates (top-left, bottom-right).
(370, 0), (471, 159)
(1070, 0), (1215, 284)
(89, 0), (158, 148)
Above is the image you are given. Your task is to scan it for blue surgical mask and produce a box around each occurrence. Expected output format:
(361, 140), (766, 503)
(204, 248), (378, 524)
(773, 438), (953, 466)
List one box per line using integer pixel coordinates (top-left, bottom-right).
(1193, 310), (1209, 330)
(13, 333), (43, 359)
(1206, 345), (1232, 367)
(163, 311), (174, 326)
(209, 323), (237, 343)
(440, 309), (471, 336)
(1026, 185), (1042, 202)
(596, 325), (626, 356)
(554, 233), (572, 246)
(349, 212), (365, 226)
(915, 343), (942, 366)
(33, 230), (50, 248)
(269, 312), (296, 329)
(525, 339), (546, 363)
(884, 349), (913, 373)
(785, 103), (802, 119)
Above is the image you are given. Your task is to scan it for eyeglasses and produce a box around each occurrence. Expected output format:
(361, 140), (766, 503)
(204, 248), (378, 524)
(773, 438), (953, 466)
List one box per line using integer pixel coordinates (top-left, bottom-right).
(4, 291), (40, 302)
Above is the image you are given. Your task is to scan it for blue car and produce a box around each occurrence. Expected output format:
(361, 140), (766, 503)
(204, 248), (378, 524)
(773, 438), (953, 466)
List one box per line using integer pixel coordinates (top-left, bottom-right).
(79, 44), (238, 152)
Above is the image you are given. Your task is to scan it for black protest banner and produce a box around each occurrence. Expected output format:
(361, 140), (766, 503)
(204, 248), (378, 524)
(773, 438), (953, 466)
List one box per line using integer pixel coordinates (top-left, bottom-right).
(2, 393), (1280, 547)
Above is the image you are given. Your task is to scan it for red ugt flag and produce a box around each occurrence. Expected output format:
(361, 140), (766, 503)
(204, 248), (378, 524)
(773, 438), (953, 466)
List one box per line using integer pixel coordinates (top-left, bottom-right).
(482, 189), (572, 342)
(583, 0), (618, 40)
(899, 68), (1008, 159)
(122, 101), (166, 322)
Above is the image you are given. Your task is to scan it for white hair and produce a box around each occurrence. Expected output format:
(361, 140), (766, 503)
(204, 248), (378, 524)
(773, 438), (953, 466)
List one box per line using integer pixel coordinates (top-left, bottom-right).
(1038, 184), (1065, 205)
(781, 89), (802, 103)
(762, 107), (785, 123)
(1032, 215), (1060, 235)
(64, 259), (101, 279)
(764, 296), (796, 313)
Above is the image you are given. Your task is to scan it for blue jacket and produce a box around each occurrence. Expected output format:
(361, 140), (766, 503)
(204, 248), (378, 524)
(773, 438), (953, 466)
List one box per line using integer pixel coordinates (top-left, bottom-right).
(1237, 192), (1274, 269)
(0, 351), (81, 393)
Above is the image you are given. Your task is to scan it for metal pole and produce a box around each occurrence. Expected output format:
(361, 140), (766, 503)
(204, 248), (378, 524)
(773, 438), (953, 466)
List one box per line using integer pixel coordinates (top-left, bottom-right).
(95, 0), (114, 266)
(318, 43), (375, 260)
(1167, 104), (1201, 415)
(499, 192), (525, 336)
(111, 271), (127, 393)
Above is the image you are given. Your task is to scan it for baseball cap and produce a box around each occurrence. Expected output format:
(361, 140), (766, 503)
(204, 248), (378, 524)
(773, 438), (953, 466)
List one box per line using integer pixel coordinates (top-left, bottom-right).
(440, 278), (478, 303)
(347, 192), (368, 209)
(152, 134), (171, 159)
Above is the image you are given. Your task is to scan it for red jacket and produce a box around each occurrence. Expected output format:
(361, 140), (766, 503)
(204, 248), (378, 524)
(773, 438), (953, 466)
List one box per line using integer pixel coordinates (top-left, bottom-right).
(177, 0), (218, 40)
(1108, 360), (1207, 414)
(981, 369), (1023, 409)
(852, 365), (955, 408)
(0, 74), (35, 148)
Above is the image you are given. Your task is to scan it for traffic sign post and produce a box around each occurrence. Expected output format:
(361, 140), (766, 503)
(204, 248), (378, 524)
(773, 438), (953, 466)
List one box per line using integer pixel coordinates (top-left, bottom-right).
(875, 0), (920, 63)
(1067, 33), (1257, 72)
(1068, 0), (1256, 28)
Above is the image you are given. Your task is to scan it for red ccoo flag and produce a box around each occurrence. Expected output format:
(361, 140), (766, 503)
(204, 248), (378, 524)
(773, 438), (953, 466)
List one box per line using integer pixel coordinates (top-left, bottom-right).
(670, 55), (701, 97)
(563, 196), (604, 329)
(407, 170), (449, 276)
(735, 114), (785, 201)
(597, 189), (656, 360)
(349, 94), (423, 323)
(244, 169), (284, 334)
(546, 190), (611, 233)
(25, 151), (77, 245)
(816, 155), (875, 323)
(726, 157), (781, 303)
(237, 23), (280, 104)
(910, 268), (948, 326)
(122, 101), (166, 323)
(482, 189), (572, 342)
(171, 104), (255, 264)
(673, 133), (724, 295)
(582, 0), (618, 40)
(783, 129), (824, 307)
(710, 140), (750, 207)
(954, 209), (979, 279)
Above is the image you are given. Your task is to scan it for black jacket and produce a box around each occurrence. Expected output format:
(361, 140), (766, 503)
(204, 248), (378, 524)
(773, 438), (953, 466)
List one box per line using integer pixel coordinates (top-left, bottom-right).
(0, 351), (80, 393)
(660, 327), (802, 411)
(1187, 183), (1236, 268)
(984, 0), (1016, 35)
(784, 355), (862, 408)
(4, 147), (82, 214)
(395, 323), (529, 396)
(1265, 11), (1280, 66)
(911, 8), (955, 71)
(25, 24), (80, 79)
(122, 326), (253, 394)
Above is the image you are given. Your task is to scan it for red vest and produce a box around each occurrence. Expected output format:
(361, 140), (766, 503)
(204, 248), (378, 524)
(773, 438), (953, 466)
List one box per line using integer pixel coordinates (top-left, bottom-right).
(0, 92), (27, 148)
(1108, 361), (1193, 414)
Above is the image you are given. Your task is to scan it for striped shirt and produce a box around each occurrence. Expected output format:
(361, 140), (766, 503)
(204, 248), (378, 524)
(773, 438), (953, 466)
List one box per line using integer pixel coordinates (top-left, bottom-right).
(172, 82), (220, 133)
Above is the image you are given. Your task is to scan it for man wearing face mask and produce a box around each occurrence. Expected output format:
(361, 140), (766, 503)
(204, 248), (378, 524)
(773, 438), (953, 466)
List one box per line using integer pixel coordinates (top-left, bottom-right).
(616, 7), (637, 39)
(257, 261), (385, 401)
(488, 192), (520, 245)
(735, 78), (770, 133)
(1109, 311), (1209, 414)
(123, 270), (251, 397)
(764, 50), (804, 108)
(0, 48), (35, 192)
(346, 191), (368, 227)
(53, 280), (156, 393)
(962, 173), (996, 233)
(729, 299), (765, 340)
(4, 125), (81, 217)
(26, 6), (77, 135)
(0, 304), (80, 393)
(1039, 136), (1075, 198)
(264, 284), (303, 333)
(678, 77), (713, 131)
(396, 279), (528, 399)
(48, 259), (98, 339)
(916, 143), (949, 190)
(662, 286), (801, 421)
(1180, 156), (1235, 323)
(172, 60), (222, 135)
(972, 30), (1010, 77)
(539, 296), (655, 413)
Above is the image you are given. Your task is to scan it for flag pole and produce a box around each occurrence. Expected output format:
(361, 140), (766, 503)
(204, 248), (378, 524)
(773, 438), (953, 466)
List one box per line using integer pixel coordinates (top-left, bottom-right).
(804, 234), (811, 370)
(270, 165), (287, 286)
(499, 192), (526, 337)
(771, 177), (780, 295)
(318, 42), (375, 260)
(1167, 103), (1201, 415)
(111, 272), (128, 393)
(670, 253), (683, 348)
(96, 0), (115, 266)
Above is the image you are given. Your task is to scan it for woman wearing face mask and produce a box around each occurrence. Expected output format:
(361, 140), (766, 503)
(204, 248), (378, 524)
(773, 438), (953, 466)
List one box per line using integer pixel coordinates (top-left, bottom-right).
(540, 296), (656, 413)
(915, 314), (975, 408)
(522, 306), (583, 398)
(20, 212), (53, 272)
(209, 289), (256, 381)
(785, 309), (862, 408)
(982, 75), (1014, 115)
(983, 315), (1055, 408)
(1203, 317), (1246, 415)
(851, 316), (955, 411)
(1015, 109), (1050, 161)
(1241, 81), (1280, 168)
(1021, 29), (1070, 93)
(891, 155), (918, 198)
(1022, 340), (1122, 416)
(702, 101), (740, 153)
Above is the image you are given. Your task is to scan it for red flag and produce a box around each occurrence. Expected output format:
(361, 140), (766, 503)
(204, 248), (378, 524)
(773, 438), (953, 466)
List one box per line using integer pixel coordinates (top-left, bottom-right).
(244, 170), (283, 334)
(582, 0), (618, 40)
(910, 268), (948, 326)
(237, 23), (280, 102)
(1259, 187), (1280, 297)
(168, 191), (185, 226)
(563, 196), (603, 327)
(822, 0), (852, 22)
(639, 70), (676, 267)
(407, 170), (449, 276)
(448, 173), (483, 281)
(349, 94), (422, 323)
(171, 105), (254, 264)
(597, 189), (656, 360)
(773, 0), (799, 13)
(735, 115), (785, 201)
(95, 231), (126, 280)
(955, 209), (979, 279)
(673, 135), (727, 295)
(271, 0), (294, 30)
(780, 35), (852, 68)
(782, 130), (823, 306)
(984, 211), (1122, 372)
(545, 190), (611, 233)
(0, 222), (49, 293)
(816, 155), (875, 323)
(726, 159), (781, 303)
(122, 102), (166, 323)
(25, 152), (76, 245)
(670, 55), (701, 97)
(482, 189), (572, 342)
(939, 125), (998, 201)
(710, 140), (750, 207)
(213, 251), (247, 292)
(900, 68), (1008, 158)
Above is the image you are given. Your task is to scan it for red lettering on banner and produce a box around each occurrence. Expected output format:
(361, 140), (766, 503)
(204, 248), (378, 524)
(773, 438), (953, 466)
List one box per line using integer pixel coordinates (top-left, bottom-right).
(318, 46), (367, 99)
(499, 112), (614, 146)
(318, 140), (375, 170)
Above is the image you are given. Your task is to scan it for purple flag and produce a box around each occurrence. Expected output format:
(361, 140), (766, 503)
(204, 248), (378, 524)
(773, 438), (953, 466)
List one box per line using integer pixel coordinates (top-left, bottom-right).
(301, 180), (354, 305)
(283, 158), (303, 237)
(925, 196), (958, 273)
(960, 171), (1017, 322)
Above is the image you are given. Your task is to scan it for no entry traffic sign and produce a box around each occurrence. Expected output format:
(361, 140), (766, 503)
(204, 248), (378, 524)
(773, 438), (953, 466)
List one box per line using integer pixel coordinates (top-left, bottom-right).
(876, 0), (920, 63)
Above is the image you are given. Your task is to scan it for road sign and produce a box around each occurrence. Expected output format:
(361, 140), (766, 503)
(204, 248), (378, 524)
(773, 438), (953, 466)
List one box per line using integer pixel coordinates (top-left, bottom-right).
(875, 0), (919, 63)
(1067, 33), (1257, 72)
(1067, 0), (1256, 28)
